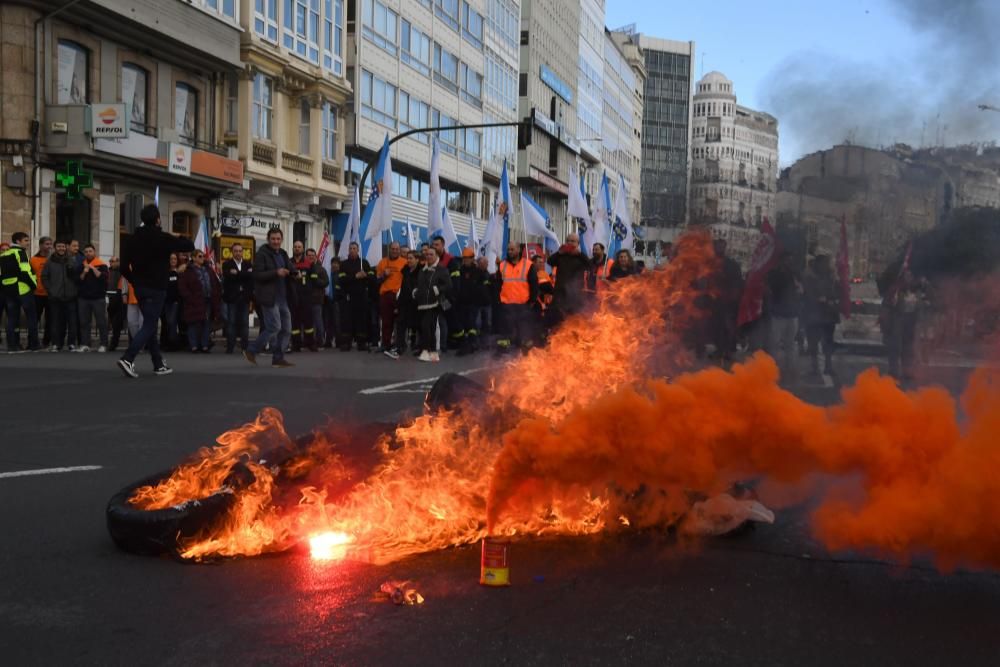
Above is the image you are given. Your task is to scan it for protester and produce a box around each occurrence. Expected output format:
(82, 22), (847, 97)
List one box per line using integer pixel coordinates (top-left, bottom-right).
(42, 240), (79, 352)
(117, 204), (195, 378)
(585, 242), (614, 294)
(107, 256), (125, 351)
(159, 253), (182, 351)
(431, 235), (460, 349)
(288, 241), (314, 352)
(882, 270), (928, 382)
(388, 249), (421, 359)
(414, 244), (452, 362)
(531, 254), (554, 344)
(304, 248), (329, 351)
(709, 239), (744, 362)
(337, 241), (373, 352)
(178, 250), (220, 353)
(244, 228), (294, 368)
(325, 257), (343, 348)
(475, 256), (494, 341)
(30, 236), (53, 347)
(221, 243), (253, 354)
(609, 249), (638, 281)
(0, 241), (8, 347)
(766, 250), (802, 381)
(0, 232), (41, 352)
(68, 239), (85, 347)
(453, 247), (488, 355)
(375, 242), (407, 356)
(547, 233), (590, 323)
(496, 241), (538, 353)
(802, 254), (840, 377)
(77, 243), (109, 352)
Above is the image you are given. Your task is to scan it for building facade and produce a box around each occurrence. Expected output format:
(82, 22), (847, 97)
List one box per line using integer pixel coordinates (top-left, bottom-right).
(601, 28), (644, 239)
(1, 0), (246, 256)
(690, 71), (778, 268)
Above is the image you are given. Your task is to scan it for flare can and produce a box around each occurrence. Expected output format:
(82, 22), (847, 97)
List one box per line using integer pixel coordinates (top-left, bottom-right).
(480, 538), (510, 586)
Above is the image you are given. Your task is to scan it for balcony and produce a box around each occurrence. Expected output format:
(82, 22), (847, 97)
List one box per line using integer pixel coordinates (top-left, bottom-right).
(282, 152), (314, 175)
(253, 141), (276, 165)
(321, 162), (341, 184)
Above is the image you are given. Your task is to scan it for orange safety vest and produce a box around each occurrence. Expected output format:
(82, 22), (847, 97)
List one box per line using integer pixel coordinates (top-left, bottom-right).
(499, 257), (531, 304)
(536, 269), (553, 310)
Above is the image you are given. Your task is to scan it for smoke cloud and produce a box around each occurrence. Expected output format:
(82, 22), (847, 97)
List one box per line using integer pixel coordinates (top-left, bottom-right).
(760, 0), (1000, 162)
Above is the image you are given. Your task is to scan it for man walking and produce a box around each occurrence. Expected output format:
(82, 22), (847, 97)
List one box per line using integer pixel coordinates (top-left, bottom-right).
(117, 205), (195, 378)
(77, 243), (109, 352)
(42, 240), (79, 351)
(244, 228), (295, 368)
(0, 232), (41, 352)
(766, 250), (802, 382)
(221, 243), (253, 353)
(29, 236), (53, 347)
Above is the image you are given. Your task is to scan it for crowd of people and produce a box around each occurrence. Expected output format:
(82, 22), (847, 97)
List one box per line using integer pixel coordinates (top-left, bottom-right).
(0, 208), (929, 381)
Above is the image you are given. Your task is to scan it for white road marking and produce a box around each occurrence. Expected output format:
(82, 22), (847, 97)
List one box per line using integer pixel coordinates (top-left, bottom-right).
(0, 465), (103, 480)
(360, 366), (490, 395)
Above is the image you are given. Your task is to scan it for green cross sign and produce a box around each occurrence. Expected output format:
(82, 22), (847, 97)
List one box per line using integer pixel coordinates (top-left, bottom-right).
(55, 161), (93, 199)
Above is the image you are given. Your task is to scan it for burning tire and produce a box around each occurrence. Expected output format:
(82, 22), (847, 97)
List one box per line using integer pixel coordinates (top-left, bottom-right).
(105, 464), (252, 557)
(424, 372), (488, 413)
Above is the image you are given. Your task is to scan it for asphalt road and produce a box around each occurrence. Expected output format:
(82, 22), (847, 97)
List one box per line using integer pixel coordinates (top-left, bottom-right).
(1, 348), (998, 666)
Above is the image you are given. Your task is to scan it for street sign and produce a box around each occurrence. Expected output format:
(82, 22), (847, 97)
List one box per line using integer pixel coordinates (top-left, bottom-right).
(55, 161), (93, 199)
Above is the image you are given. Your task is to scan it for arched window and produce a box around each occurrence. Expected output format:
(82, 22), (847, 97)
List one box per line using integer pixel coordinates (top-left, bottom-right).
(175, 83), (199, 144)
(57, 41), (89, 104)
(122, 64), (148, 131)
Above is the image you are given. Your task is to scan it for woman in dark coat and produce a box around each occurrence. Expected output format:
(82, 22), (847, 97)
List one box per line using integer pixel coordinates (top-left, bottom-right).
(178, 250), (221, 353)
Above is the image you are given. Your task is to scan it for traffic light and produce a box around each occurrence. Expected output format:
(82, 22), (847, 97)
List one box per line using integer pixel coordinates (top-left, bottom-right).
(517, 120), (532, 150)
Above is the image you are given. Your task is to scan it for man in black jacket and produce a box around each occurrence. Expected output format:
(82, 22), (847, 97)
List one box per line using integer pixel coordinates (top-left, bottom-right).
(304, 248), (329, 350)
(117, 205), (195, 377)
(244, 228), (295, 368)
(221, 243), (253, 353)
(338, 242), (374, 351)
(547, 233), (590, 325)
(414, 245), (452, 362)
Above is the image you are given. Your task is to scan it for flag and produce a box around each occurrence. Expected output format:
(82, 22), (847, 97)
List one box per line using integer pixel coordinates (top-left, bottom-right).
(836, 215), (851, 319)
(441, 205), (460, 252)
(482, 159), (511, 269)
(362, 135), (393, 265)
(406, 218), (419, 250)
(568, 166), (592, 256)
(520, 191), (560, 254)
(196, 217), (216, 268)
(592, 172), (612, 249)
(468, 217), (480, 254)
(317, 230), (331, 266)
(885, 242), (913, 307)
(427, 135), (443, 240)
(737, 219), (782, 327)
(611, 175), (634, 254)
(338, 185), (361, 261)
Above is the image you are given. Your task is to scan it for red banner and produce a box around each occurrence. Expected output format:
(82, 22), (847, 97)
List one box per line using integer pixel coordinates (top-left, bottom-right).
(737, 219), (781, 327)
(836, 215), (851, 318)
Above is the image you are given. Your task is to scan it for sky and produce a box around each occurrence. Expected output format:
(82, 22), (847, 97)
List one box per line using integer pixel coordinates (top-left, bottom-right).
(606, 0), (1000, 164)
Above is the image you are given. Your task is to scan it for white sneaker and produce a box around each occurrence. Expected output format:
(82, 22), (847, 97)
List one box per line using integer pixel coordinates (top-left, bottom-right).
(48, 345), (59, 353)
(418, 350), (432, 362)
(77, 345), (91, 353)
(117, 358), (139, 378)
(97, 346), (107, 353)
(429, 352), (440, 362)
(68, 345), (77, 352)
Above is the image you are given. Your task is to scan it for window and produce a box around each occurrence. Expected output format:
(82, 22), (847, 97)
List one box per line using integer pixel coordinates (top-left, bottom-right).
(254, 0), (279, 42)
(400, 19), (431, 77)
(323, 0), (344, 75)
(252, 73), (273, 140)
(433, 43), (459, 94)
(284, 0), (320, 63)
(121, 64), (148, 131)
(486, 0), (518, 50)
(299, 99), (311, 154)
(203, 0), (237, 19)
(175, 83), (198, 143)
(322, 102), (338, 160)
(57, 41), (88, 104)
(434, 0), (459, 31)
(461, 2), (483, 49)
(225, 75), (239, 133)
(172, 211), (198, 238)
(458, 127), (481, 166)
(361, 0), (398, 55)
(459, 63), (482, 108)
(359, 70), (397, 129)
(432, 108), (457, 156)
(398, 91), (429, 143)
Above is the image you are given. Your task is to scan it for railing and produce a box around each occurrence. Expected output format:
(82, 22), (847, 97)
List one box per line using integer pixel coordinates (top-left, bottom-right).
(321, 162), (341, 183)
(253, 141), (276, 165)
(282, 151), (313, 175)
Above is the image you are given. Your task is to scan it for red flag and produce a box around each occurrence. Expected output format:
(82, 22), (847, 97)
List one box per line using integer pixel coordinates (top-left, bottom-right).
(737, 219), (781, 327)
(836, 215), (851, 319)
(317, 230), (331, 266)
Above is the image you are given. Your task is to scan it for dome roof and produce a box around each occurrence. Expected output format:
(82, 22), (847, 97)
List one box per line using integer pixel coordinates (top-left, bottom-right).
(699, 71), (732, 85)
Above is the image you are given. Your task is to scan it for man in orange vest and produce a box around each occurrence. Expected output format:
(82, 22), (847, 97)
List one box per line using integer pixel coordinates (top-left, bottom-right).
(495, 241), (537, 353)
(584, 242), (614, 296)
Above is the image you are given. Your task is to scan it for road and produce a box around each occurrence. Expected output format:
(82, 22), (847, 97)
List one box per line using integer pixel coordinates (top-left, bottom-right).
(1, 348), (998, 666)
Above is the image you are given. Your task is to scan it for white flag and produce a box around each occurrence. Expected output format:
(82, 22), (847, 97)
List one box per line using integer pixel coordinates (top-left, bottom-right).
(468, 217), (480, 254)
(612, 175), (634, 251)
(338, 185), (361, 261)
(592, 172), (612, 249)
(406, 218), (419, 250)
(427, 136), (443, 239)
(440, 206), (460, 252)
(482, 207), (502, 270)
(520, 191), (560, 253)
(568, 166), (592, 256)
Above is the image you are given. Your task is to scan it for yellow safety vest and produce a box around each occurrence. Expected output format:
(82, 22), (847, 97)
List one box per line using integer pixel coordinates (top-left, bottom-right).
(0, 247), (37, 296)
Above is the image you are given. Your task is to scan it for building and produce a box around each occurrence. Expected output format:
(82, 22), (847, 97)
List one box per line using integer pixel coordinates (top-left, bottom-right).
(690, 71), (779, 268)
(575, 0), (604, 202)
(1, 0), (246, 255)
(217, 0), (354, 251)
(342, 0), (517, 249)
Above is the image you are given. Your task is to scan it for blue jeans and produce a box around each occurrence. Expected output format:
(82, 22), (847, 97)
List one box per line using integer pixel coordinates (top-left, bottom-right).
(123, 287), (166, 368)
(249, 302), (291, 363)
(224, 301), (250, 351)
(187, 317), (210, 350)
(4, 292), (39, 350)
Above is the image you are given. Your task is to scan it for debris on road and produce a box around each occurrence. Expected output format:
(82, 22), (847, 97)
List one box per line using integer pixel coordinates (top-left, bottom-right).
(681, 493), (776, 536)
(374, 580), (424, 605)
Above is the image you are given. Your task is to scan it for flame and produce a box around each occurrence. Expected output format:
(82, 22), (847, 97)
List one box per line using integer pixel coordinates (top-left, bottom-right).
(125, 230), (1000, 571)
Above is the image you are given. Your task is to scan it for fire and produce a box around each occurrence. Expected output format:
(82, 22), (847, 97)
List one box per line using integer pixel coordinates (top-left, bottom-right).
(124, 230), (1000, 571)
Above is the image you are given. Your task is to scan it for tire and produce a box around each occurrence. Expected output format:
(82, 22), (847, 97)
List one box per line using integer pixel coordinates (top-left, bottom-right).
(424, 373), (487, 414)
(106, 464), (253, 557)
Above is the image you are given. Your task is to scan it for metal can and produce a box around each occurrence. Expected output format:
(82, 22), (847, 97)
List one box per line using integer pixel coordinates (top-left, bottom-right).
(480, 537), (510, 586)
